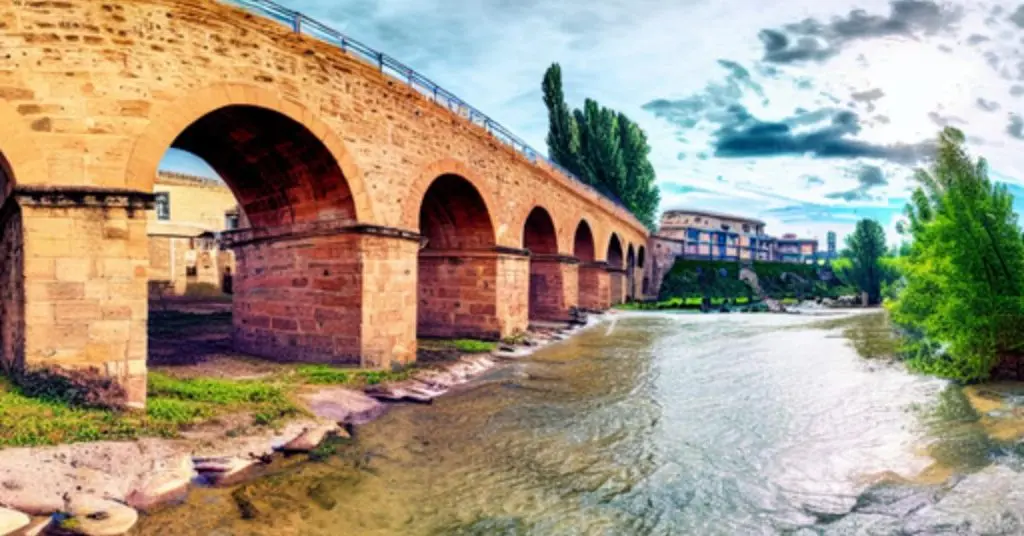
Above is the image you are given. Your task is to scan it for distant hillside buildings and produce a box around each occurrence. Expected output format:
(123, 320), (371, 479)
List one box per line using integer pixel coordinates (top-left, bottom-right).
(646, 208), (835, 298)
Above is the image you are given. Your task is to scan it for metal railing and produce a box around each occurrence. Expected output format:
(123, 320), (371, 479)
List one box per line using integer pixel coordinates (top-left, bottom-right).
(219, 0), (635, 219)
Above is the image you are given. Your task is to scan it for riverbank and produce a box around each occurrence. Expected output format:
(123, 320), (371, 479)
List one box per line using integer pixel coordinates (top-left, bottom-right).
(0, 309), (607, 535)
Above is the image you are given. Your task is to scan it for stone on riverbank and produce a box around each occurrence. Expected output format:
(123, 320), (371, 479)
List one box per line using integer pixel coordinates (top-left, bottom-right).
(124, 455), (194, 513)
(278, 424), (342, 453)
(300, 388), (387, 425)
(60, 494), (138, 536)
(0, 507), (29, 535)
(193, 457), (259, 487)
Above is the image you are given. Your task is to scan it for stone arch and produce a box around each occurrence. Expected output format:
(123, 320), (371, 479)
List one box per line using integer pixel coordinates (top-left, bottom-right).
(638, 245), (649, 296)
(607, 233), (624, 269)
(124, 83), (373, 223)
(0, 151), (25, 376)
(573, 219), (597, 262)
(607, 233), (626, 305)
(0, 101), (46, 199)
(522, 206), (565, 321)
(626, 243), (637, 301)
(417, 173), (502, 339)
(405, 158), (501, 243)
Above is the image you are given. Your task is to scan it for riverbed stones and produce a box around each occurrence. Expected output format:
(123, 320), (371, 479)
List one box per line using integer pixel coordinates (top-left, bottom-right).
(300, 387), (387, 425)
(124, 455), (194, 512)
(193, 457), (258, 487)
(0, 507), (29, 535)
(60, 494), (138, 536)
(278, 424), (341, 453)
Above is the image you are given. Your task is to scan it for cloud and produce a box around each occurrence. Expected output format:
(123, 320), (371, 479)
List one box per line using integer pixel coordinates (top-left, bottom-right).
(708, 107), (935, 164)
(824, 164), (889, 201)
(757, 0), (961, 64)
(1011, 5), (1024, 27)
(977, 97), (1001, 111)
(805, 175), (825, 186)
(1008, 114), (1024, 139)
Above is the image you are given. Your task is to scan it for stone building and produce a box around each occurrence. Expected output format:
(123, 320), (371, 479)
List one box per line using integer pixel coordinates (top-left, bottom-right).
(147, 171), (242, 298)
(646, 209), (822, 298)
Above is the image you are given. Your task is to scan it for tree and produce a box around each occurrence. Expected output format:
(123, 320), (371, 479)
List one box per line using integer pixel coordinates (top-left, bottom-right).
(835, 219), (888, 305)
(541, 64), (661, 229)
(888, 127), (1024, 382)
(542, 64), (581, 178)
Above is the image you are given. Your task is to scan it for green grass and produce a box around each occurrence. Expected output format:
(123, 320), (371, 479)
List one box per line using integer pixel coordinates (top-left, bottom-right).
(617, 295), (755, 311)
(418, 338), (497, 354)
(293, 364), (412, 386)
(451, 339), (496, 353)
(0, 372), (302, 447)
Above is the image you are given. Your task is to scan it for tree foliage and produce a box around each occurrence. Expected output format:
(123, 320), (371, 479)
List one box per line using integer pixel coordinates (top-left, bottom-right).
(542, 64), (660, 229)
(833, 219), (889, 305)
(887, 127), (1024, 382)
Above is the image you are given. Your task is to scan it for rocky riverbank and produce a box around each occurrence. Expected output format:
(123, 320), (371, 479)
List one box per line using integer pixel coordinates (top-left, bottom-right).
(0, 315), (602, 535)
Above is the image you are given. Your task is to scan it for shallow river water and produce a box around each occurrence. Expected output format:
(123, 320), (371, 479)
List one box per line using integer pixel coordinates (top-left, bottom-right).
(137, 311), (1024, 535)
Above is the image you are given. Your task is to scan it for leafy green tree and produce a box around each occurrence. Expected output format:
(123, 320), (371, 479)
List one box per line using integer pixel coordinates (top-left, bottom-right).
(888, 127), (1024, 382)
(542, 63), (581, 178)
(541, 64), (661, 229)
(834, 219), (888, 304)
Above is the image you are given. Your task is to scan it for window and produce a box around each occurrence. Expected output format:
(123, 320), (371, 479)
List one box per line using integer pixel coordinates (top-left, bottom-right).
(721, 223), (731, 231)
(225, 213), (240, 230)
(687, 229), (700, 242)
(742, 223), (750, 233)
(155, 192), (170, 221)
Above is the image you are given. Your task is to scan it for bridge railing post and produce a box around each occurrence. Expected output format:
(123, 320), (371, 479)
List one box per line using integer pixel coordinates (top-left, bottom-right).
(292, 13), (302, 33)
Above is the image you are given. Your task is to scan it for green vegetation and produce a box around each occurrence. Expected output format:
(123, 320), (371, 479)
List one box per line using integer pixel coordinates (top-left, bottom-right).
(542, 63), (660, 229)
(616, 296), (753, 311)
(0, 372), (300, 447)
(831, 219), (891, 305)
(886, 128), (1024, 382)
(292, 365), (413, 386)
(656, 259), (847, 303)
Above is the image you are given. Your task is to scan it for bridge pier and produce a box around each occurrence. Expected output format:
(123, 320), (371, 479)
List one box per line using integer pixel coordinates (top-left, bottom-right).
(3, 188), (153, 408)
(579, 261), (611, 312)
(528, 254), (580, 323)
(609, 268), (627, 306)
(418, 248), (529, 341)
(226, 222), (419, 370)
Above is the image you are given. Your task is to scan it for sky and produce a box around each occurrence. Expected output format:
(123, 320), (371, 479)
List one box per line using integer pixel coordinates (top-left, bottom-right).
(161, 0), (1024, 246)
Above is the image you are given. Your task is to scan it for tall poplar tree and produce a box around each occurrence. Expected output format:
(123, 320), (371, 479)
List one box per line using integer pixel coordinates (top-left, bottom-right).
(541, 64), (661, 229)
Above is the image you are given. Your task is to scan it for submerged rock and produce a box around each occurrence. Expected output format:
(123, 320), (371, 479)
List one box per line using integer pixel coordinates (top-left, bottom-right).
(60, 494), (138, 536)
(0, 506), (29, 535)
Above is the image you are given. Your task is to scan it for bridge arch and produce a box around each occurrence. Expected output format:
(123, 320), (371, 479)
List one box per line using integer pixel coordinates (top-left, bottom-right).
(626, 244), (637, 302)
(124, 83), (373, 223)
(522, 206), (569, 322)
(405, 158), (501, 243)
(417, 173), (504, 338)
(0, 101), (46, 199)
(607, 233), (625, 305)
(638, 245), (648, 296)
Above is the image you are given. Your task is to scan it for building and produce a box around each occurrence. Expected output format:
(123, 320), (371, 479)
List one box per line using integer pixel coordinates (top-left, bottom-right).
(148, 171), (243, 297)
(646, 208), (822, 298)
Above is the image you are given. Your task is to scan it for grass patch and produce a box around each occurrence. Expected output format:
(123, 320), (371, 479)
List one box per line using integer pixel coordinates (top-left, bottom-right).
(419, 338), (497, 354)
(0, 372), (302, 447)
(293, 365), (412, 386)
(451, 339), (496, 353)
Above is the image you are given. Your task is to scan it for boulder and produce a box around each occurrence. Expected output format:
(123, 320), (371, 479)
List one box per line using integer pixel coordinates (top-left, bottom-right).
(0, 507), (29, 535)
(59, 494), (138, 536)
(300, 388), (387, 426)
(124, 455), (194, 512)
(192, 457), (258, 487)
(277, 424), (339, 453)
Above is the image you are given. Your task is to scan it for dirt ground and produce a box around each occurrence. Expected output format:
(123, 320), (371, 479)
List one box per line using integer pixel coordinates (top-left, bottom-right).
(147, 297), (469, 379)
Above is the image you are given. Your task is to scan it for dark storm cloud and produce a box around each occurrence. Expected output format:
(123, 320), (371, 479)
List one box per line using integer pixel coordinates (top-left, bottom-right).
(708, 107), (934, 164)
(1009, 114), (1024, 139)
(758, 0), (961, 64)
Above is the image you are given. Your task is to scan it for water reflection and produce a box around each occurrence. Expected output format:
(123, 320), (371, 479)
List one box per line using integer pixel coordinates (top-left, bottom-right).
(138, 311), (1010, 535)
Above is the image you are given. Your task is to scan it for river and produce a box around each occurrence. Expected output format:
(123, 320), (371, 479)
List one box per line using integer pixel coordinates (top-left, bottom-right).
(136, 310), (1024, 535)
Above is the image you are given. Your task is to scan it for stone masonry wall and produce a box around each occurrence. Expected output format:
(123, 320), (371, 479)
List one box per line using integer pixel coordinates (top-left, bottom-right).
(418, 253), (500, 340)
(496, 254), (530, 337)
(529, 258), (578, 322)
(0, 201), (24, 373)
(357, 234), (418, 368)
(19, 199), (150, 407)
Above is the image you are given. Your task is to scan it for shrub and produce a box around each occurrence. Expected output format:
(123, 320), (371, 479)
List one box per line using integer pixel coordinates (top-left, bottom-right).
(17, 367), (128, 410)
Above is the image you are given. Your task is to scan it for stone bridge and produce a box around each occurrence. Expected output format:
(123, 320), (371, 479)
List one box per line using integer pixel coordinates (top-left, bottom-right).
(0, 0), (648, 405)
